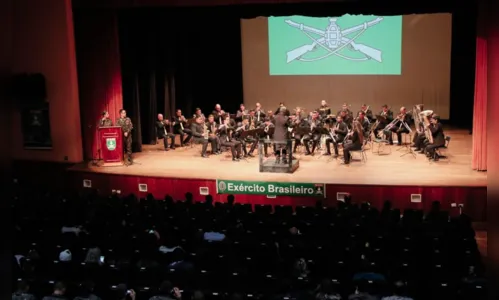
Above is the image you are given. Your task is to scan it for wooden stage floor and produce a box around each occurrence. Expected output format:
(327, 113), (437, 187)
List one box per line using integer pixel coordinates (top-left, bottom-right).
(70, 129), (486, 187)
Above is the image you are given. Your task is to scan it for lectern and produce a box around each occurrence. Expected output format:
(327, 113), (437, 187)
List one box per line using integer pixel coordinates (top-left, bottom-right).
(98, 126), (123, 165)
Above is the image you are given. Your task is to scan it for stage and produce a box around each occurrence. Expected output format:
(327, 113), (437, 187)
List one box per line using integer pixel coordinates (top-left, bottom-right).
(70, 129), (485, 187)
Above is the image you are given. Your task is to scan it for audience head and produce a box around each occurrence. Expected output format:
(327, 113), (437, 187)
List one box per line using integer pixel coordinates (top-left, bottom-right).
(382, 200), (392, 211)
(17, 279), (30, 293)
(392, 280), (408, 296)
(431, 201), (441, 212)
(158, 280), (173, 295)
(227, 194), (235, 206)
(185, 192), (193, 203)
(205, 195), (213, 206)
(53, 281), (66, 295)
(78, 280), (95, 297)
(192, 290), (204, 300)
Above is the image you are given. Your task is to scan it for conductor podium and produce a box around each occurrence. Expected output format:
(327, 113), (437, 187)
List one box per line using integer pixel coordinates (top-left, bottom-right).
(98, 126), (123, 165)
(259, 139), (299, 173)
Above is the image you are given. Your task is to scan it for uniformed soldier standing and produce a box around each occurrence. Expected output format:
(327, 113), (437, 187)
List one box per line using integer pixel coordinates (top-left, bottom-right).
(99, 111), (113, 127)
(116, 109), (133, 164)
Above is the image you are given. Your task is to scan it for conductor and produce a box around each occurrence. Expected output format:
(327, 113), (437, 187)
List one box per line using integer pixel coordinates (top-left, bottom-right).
(273, 107), (290, 164)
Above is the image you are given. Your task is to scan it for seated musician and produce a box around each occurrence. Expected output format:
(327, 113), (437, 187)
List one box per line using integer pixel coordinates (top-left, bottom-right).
(247, 110), (259, 128)
(206, 115), (222, 154)
(193, 107), (206, 121)
(424, 115), (446, 160)
(356, 111), (370, 138)
(267, 110), (275, 122)
(325, 115), (348, 157)
(342, 120), (364, 165)
(337, 103), (353, 120)
(212, 104), (225, 124)
(317, 100), (331, 118)
(99, 111), (113, 127)
(292, 107), (306, 153)
(413, 113), (435, 152)
(303, 111), (322, 155)
(234, 119), (253, 157)
(373, 105), (393, 138)
(156, 114), (175, 151)
(190, 116), (216, 158)
(360, 104), (374, 121)
(385, 107), (411, 145)
(172, 109), (192, 147)
(219, 116), (243, 161)
(255, 103), (266, 123)
(339, 110), (353, 128)
(236, 103), (248, 121)
(259, 117), (275, 157)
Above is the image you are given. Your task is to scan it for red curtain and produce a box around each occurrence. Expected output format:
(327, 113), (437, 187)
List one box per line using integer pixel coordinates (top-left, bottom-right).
(74, 9), (123, 160)
(472, 37), (487, 171)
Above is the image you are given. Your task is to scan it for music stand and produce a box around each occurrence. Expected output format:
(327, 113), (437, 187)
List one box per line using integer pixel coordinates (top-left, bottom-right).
(397, 121), (416, 158)
(314, 128), (333, 160)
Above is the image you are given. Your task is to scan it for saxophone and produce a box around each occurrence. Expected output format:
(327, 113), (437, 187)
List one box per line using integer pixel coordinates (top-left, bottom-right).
(203, 122), (209, 139)
(249, 118), (255, 130)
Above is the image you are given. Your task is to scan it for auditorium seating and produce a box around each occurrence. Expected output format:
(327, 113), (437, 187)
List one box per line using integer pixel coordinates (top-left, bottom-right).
(12, 189), (486, 299)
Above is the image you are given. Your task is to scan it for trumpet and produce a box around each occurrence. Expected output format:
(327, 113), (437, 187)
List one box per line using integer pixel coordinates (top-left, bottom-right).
(362, 105), (370, 114)
(377, 118), (399, 138)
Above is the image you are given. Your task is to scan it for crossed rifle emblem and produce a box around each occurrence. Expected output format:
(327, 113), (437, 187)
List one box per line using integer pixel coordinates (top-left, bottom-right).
(285, 17), (384, 63)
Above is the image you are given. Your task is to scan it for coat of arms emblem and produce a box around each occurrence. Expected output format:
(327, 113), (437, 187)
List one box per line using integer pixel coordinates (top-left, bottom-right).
(106, 138), (117, 151)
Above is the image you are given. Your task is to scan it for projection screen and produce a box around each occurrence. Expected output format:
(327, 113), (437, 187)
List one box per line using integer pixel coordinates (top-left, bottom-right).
(241, 14), (452, 119)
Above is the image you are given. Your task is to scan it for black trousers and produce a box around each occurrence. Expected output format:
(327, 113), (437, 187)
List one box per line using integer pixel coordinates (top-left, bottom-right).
(326, 137), (344, 155)
(414, 133), (427, 150)
(343, 142), (362, 163)
(425, 143), (444, 158)
(274, 143), (287, 156)
(374, 122), (387, 138)
(193, 137), (217, 155)
(387, 126), (410, 144)
(248, 138), (259, 154)
(158, 132), (175, 149)
(123, 134), (132, 158)
(293, 134), (302, 152)
(175, 129), (192, 145)
(222, 140), (242, 158)
(303, 134), (320, 154)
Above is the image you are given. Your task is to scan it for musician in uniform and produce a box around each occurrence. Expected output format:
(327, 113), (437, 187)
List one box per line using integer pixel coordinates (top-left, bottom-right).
(291, 108), (306, 153)
(173, 109), (192, 147)
(413, 112), (435, 151)
(339, 110), (352, 128)
(259, 117), (275, 157)
(356, 111), (370, 138)
(337, 103), (353, 120)
(219, 116), (243, 161)
(317, 100), (331, 118)
(266, 110), (275, 122)
(236, 104), (249, 121)
(360, 104), (374, 121)
(100, 111), (113, 127)
(303, 111), (322, 155)
(326, 115), (348, 157)
(386, 107), (412, 145)
(190, 116), (215, 158)
(424, 115), (446, 160)
(193, 107), (206, 121)
(116, 109), (133, 164)
(234, 119), (252, 157)
(212, 104), (225, 124)
(206, 115), (222, 154)
(255, 103), (266, 123)
(342, 120), (364, 165)
(374, 105), (393, 138)
(273, 107), (290, 163)
(156, 114), (175, 151)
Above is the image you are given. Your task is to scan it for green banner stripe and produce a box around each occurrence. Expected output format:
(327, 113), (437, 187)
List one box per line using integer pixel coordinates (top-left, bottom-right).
(216, 180), (325, 198)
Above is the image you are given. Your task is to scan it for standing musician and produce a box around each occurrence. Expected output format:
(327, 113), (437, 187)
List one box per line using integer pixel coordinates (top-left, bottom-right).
(190, 116), (216, 158)
(273, 107), (290, 164)
(317, 100), (331, 118)
(373, 105), (393, 138)
(386, 107), (412, 145)
(156, 114), (175, 151)
(100, 111), (113, 127)
(255, 103), (266, 123)
(116, 109), (133, 164)
(234, 118), (253, 157)
(219, 116), (243, 161)
(424, 115), (446, 160)
(356, 111), (370, 138)
(325, 115), (348, 157)
(173, 109), (192, 147)
(258, 117), (275, 157)
(342, 120), (364, 165)
(206, 115), (222, 154)
(236, 104), (249, 121)
(360, 104), (374, 122)
(212, 104), (225, 124)
(302, 111), (322, 155)
(193, 107), (206, 121)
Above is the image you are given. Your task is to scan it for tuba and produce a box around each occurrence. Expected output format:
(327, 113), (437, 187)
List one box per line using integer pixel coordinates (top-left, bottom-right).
(420, 110), (434, 144)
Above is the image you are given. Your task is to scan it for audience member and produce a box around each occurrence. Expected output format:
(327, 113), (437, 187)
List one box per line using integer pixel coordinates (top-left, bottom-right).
(314, 279), (342, 300)
(116, 284), (135, 300)
(59, 249), (72, 262)
(74, 281), (102, 300)
(149, 280), (182, 300)
(348, 280), (378, 300)
(42, 281), (68, 300)
(12, 279), (36, 300)
(381, 281), (412, 300)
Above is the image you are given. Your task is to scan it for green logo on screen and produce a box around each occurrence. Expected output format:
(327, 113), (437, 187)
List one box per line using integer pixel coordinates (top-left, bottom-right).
(218, 181), (227, 193)
(106, 138), (116, 151)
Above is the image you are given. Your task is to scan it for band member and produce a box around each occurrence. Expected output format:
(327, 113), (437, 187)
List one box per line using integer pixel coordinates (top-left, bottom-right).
(317, 100), (331, 118)
(219, 116), (243, 161)
(212, 104), (225, 124)
(247, 110), (259, 129)
(116, 109), (133, 164)
(156, 114), (175, 151)
(190, 116), (216, 158)
(291, 107), (307, 153)
(273, 107), (290, 163)
(173, 109), (192, 147)
(385, 107), (412, 145)
(255, 102), (266, 123)
(234, 118), (253, 157)
(413, 113), (435, 151)
(373, 105), (393, 138)
(326, 115), (348, 157)
(339, 110), (352, 128)
(337, 103), (353, 119)
(236, 104), (249, 121)
(100, 111), (113, 127)
(266, 110), (275, 122)
(356, 111), (370, 138)
(258, 117), (275, 157)
(193, 107), (206, 121)
(424, 115), (445, 160)
(343, 120), (364, 165)
(206, 115), (221, 154)
(303, 111), (322, 155)
(360, 104), (374, 121)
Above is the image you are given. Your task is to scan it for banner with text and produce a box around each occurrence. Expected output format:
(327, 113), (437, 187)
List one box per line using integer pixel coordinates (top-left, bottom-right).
(216, 180), (326, 197)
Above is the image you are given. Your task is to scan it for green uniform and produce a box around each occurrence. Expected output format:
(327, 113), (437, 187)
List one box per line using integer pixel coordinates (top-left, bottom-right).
(99, 118), (113, 127)
(116, 117), (133, 161)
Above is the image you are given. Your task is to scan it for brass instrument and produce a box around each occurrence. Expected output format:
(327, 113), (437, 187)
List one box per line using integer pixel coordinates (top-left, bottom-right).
(179, 115), (186, 130)
(249, 118), (256, 130)
(412, 104), (424, 132)
(203, 122), (209, 140)
(377, 118), (399, 138)
(420, 110), (434, 144)
(362, 105), (370, 114)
